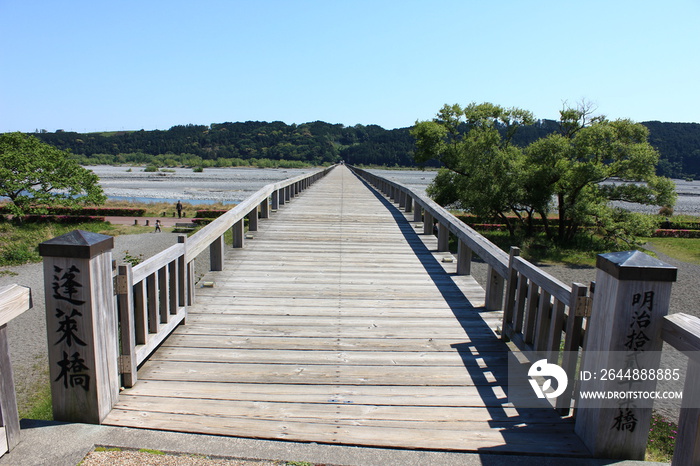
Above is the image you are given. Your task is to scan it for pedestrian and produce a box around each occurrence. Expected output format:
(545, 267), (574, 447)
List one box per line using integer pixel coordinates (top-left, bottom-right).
(176, 200), (183, 218)
(154, 219), (162, 233)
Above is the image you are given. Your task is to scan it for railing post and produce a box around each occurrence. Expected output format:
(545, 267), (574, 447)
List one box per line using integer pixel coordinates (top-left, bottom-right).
(39, 230), (119, 424)
(177, 235), (188, 309)
(116, 264), (137, 387)
(574, 250), (677, 459)
(501, 247), (520, 339)
(210, 234), (224, 271)
(485, 265), (505, 311)
(423, 211), (433, 235)
(437, 223), (449, 252)
(405, 195), (413, 213)
(0, 324), (19, 452)
(456, 240), (473, 275)
(0, 284), (30, 453)
(260, 197), (270, 219)
(662, 313), (700, 465)
(232, 219), (244, 248)
(272, 190), (280, 209)
(248, 205), (259, 232)
(413, 204), (422, 223)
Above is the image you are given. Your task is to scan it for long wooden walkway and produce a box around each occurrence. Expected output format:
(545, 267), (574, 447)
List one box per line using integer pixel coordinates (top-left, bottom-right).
(104, 166), (589, 455)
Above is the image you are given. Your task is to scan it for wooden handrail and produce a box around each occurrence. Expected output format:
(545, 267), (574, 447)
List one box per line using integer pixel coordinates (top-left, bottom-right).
(186, 166), (333, 260)
(0, 284), (32, 455)
(0, 285), (32, 327)
(116, 165), (336, 387)
(511, 255), (571, 305)
(661, 313), (700, 466)
(349, 167), (593, 415)
(349, 166), (509, 276)
(131, 243), (185, 284)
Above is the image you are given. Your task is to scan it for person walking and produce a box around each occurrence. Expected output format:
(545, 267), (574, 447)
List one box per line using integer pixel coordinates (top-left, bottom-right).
(176, 200), (183, 218)
(154, 219), (162, 233)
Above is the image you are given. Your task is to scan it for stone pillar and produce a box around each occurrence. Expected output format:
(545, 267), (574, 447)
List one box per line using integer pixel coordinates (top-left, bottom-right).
(39, 230), (119, 424)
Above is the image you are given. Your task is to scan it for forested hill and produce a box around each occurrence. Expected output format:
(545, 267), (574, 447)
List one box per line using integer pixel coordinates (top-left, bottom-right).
(31, 119), (700, 178)
(33, 121), (418, 168)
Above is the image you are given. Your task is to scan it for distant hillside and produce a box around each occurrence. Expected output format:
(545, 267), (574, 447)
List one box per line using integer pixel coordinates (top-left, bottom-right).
(30, 119), (700, 178)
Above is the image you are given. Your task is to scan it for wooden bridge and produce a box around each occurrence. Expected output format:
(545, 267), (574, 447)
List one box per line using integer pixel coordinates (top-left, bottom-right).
(101, 165), (587, 455)
(4, 164), (696, 462)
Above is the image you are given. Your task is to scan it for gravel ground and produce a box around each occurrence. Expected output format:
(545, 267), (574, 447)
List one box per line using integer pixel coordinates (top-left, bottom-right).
(80, 449), (280, 466)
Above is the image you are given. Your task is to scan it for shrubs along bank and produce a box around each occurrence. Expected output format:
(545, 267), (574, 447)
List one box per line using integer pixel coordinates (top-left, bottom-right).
(0, 205), (146, 216)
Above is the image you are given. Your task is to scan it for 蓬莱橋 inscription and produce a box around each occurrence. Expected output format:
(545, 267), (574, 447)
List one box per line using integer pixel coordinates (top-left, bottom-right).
(52, 265), (90, 392)
(40, 230), (119, 424)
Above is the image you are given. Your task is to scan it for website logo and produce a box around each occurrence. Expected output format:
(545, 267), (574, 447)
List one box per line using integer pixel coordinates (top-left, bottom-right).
(528, 359), (568, 399)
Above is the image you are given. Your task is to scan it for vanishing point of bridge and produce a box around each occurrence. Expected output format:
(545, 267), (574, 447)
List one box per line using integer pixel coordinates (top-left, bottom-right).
(102, 166), (587, 455)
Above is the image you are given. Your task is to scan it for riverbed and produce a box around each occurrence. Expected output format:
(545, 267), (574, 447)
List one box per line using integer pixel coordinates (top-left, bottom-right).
(90, 165), (700, 215)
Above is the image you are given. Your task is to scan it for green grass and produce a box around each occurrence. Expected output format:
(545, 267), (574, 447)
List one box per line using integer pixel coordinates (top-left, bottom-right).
(138, 448), (166, 455)
(474, 230), (613, 267)
(0, 221), (134, 267)
(644, 237), (700, 265)
(0, 200), (231, 268)
(646, 411), (678, 462)
(17, 358), (52, 421)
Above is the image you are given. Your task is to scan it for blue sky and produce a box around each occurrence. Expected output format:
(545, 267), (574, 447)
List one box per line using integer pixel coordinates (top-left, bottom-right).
(1, 0), (698, 133)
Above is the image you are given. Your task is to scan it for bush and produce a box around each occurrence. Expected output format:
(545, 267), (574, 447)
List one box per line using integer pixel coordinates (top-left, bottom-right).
(194, 210), (228, 218)
(192, 218), (213, 225)
(144, 165), (159, 172)
(652, 229), (700, 238)
(0, 206), (146, 217)
(19, 215), (106, 224)
(0, 245), (40, 265)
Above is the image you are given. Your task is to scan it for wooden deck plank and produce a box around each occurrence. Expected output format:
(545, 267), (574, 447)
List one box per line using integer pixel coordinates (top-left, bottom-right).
(104, 165), (589, 456)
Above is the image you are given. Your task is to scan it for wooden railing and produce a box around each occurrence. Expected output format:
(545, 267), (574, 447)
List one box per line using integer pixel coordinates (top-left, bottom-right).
(661, 313), (700, 465)
(350, 167), (693, 460)
(349, 166), (509, 310)
(116, 165), (336, 387)
(38, 165), (335, 424)
(502, 246), (591, 414)
(0, 284), (32, 456)
(350, 167), (592, 413)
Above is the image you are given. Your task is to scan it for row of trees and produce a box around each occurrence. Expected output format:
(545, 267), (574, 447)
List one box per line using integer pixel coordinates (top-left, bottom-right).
(35, 121), (418, 167)
(412, 102), (677, 246)
(32, 119), (700, 178)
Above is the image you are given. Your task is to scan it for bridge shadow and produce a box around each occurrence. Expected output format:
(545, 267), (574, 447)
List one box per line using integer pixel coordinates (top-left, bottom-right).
(353, 174), (588, 457)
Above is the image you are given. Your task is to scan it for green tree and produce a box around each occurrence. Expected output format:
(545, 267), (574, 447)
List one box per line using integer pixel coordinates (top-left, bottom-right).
(413, 102), (677, 247)
(0, 132), (106, 217)
(526, 104), (676, 244)
(411, 102), (535, 235)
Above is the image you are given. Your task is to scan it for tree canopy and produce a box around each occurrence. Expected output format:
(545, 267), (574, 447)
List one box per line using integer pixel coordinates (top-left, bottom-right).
(412, 102), (677, 246)
(0, 132), (106, 217)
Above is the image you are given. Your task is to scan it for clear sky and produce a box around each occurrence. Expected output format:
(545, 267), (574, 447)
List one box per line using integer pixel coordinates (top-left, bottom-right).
(1, 0), (698, 133)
